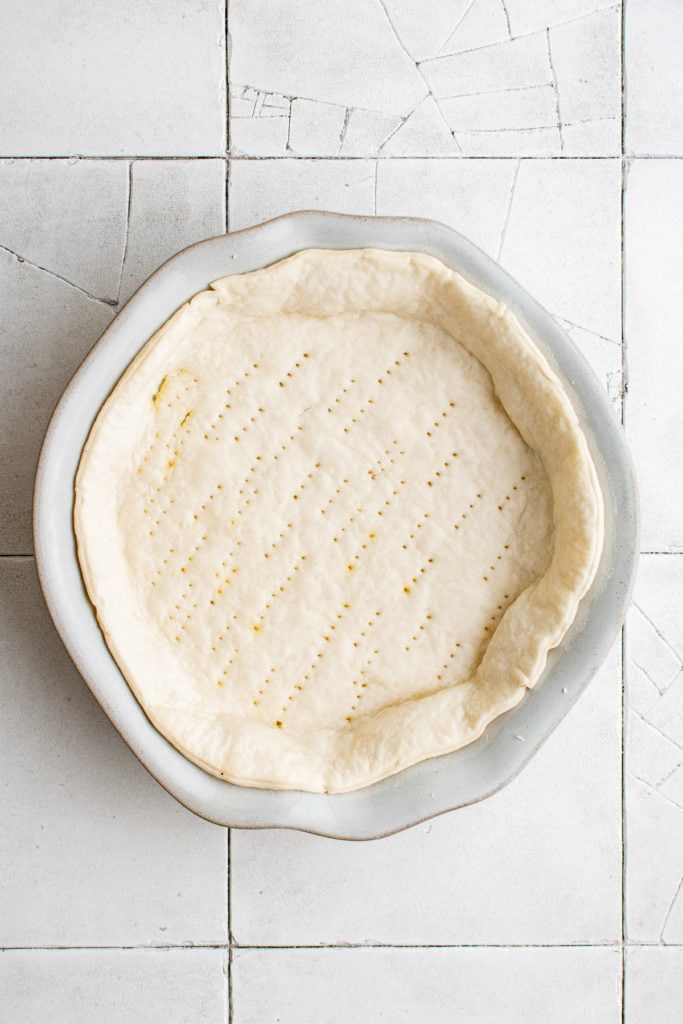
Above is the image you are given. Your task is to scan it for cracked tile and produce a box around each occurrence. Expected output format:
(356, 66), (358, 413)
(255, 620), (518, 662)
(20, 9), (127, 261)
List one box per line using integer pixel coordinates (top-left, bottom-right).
(0, 249), (112, 552)
(625, 161), (683, 551)
(229, 90), (405, 158)
(0, 1), (225, 156)
(230, 2), (619, 157)
(229, 85), (294, 157)
(230, 85), (291, 119)
(229, 0), (425, 119)
(117, 160), (225, 305)
(626, 556), (683, 943)
(548, 6), (621, 155)
(626, 0), (683, 155)
(234, 947), (621, 1024)
(0, 949), (227, 1024)
(228, 159), (376, 231)
(0, 160), (128, 301)
(230, 643), (621, 945)
(0, 560), (227, 945)
(625, 947), (683, 1023)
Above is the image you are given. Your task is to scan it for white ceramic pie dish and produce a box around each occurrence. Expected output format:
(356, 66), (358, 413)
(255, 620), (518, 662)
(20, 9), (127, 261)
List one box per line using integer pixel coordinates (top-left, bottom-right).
(33, 211), (638, 840)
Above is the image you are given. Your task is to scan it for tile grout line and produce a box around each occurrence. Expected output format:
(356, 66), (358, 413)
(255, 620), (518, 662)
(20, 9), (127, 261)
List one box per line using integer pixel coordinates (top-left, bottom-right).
(3, 942), (649, 952)
(224, 5), (233, 1023)
(227, 828), (233, 1024)
(1, 154), (682, 162)
(620, 2), (627, 1020)
(224, 0), (230, 237)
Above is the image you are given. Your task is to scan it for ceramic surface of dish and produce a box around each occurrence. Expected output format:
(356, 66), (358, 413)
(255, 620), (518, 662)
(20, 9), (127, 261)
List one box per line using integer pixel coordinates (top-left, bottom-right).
(33, 212), (638, 839)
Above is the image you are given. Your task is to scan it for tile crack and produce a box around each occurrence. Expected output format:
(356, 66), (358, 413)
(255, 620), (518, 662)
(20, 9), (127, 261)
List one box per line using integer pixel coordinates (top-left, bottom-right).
(546, 28), (564, 153)
(627, 769), (683, 811)
(423, 5), (620, 62)
(629, 705), (683, 755)
(115, 160), (133, 305)
(0, 242), (117, 310)
(501, 0), (512, 38)
(660, 875), (683, 942)
(337, 107), (352, 154)
(628, 653), (679, 698)
(435, 0), (479, 56)
(375, 0), (461, 153)
(633, 602), (683, 665)
(438, 83), (553, 102)
(497, 159), (519, 260)
(554, 315), (620, 347)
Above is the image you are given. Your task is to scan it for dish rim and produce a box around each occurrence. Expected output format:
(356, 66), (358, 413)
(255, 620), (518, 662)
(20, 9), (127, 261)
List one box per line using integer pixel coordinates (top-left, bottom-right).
(33, 210), (638, 840)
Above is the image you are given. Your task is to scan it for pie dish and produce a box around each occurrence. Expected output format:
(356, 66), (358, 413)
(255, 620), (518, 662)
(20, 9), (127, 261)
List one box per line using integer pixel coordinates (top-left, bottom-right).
(34, 213), (637, 834)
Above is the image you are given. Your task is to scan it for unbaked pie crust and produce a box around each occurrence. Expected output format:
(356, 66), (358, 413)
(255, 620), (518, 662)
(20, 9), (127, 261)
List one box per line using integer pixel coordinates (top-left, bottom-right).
(74, 249), (603, 793)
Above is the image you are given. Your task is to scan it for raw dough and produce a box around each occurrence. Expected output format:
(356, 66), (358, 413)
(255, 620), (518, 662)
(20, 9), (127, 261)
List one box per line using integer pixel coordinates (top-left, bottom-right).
(74, 249), (603, 793)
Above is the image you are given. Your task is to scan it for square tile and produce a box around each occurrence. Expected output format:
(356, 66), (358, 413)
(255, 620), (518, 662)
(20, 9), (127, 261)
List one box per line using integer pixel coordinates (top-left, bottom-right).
(0, 1), (226, 156)
(0, 159), (128, 301)
(0, 560), (227, 946)
(230, 642), (622, 945)
(229, 0), (620, 156)
(232, 947), (622, 1024)
(625, 946), (683, 1024)
(626, 0), (683, 155)
(625, 555), (683, 943)
(625, 160), (683, 552)
(0, 949), (227, 1024)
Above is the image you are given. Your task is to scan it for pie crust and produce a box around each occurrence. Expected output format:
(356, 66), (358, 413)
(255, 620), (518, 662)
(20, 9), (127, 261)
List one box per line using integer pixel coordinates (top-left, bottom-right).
(74, 249), (603, 793)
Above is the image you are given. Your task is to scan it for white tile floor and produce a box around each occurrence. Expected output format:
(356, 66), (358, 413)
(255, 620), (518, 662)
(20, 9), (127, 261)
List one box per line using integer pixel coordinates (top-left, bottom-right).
(1, 1), (681, 1021)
